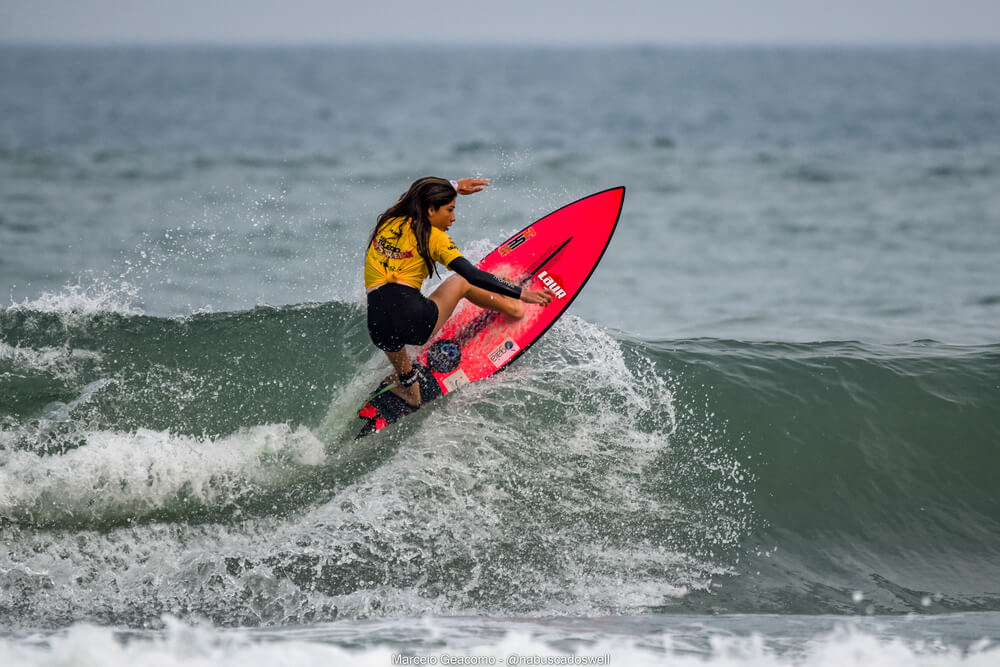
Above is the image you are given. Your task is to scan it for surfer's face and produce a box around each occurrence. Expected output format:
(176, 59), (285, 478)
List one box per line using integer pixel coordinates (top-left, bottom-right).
(428, 200), (456, 232)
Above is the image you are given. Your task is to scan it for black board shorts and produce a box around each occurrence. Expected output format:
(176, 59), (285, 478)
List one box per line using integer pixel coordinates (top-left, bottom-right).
(366, 283), (439, 352)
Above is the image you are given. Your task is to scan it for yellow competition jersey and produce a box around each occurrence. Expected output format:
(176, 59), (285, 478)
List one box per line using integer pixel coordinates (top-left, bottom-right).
(364, 217), (463, 290)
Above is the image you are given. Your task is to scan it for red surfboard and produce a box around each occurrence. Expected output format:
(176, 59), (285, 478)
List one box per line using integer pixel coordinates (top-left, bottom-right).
(357, 186), (626, 438)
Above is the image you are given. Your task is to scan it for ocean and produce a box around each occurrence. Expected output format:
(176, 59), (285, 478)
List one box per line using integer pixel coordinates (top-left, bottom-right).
(1, 45), (999, 665)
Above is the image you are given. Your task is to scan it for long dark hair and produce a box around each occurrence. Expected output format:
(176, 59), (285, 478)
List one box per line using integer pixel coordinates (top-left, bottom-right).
(369, 177), (456, 279)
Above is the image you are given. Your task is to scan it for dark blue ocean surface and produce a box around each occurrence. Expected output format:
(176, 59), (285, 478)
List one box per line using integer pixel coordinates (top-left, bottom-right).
(2, 46), (999, 665)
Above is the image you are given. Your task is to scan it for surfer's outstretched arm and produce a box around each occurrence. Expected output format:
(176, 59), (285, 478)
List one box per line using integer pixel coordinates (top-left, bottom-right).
(447, 257), (522, 299)
(446, 258), (553, 305)
(451, 178), (489, 195)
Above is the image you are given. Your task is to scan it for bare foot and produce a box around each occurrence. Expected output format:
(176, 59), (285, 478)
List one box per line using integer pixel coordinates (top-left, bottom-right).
(388, 377), (421, 407)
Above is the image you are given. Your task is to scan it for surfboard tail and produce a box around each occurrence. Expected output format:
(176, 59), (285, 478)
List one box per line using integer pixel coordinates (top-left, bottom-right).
(355, 364), (440, 438)
(355, 412), (388, 439)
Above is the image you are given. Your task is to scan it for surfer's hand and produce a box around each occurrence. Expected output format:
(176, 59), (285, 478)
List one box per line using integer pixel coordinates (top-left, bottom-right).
(520, 288), (554, 306)
(455, 178), (489, 195)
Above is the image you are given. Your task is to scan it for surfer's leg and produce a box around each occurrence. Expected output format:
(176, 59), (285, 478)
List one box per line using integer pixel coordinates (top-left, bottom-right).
(384, 348), (421, 407)
(428, 274), (523, 337)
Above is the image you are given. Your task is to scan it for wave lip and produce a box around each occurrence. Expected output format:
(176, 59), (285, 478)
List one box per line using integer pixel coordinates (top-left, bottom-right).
(6, 281), (144, 317)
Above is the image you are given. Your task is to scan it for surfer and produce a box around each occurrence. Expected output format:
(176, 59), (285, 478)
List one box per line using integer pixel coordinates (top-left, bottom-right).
(364, 176), (554, 407)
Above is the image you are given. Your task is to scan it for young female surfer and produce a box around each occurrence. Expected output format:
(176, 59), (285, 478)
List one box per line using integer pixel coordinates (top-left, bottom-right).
(364, 176), (554, 407)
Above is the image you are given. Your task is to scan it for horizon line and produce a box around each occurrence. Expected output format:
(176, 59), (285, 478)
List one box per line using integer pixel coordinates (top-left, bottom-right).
(2, 38), (999, 49)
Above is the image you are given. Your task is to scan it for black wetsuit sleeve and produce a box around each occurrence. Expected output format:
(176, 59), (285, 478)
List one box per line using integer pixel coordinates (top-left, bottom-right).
(447, 256), (523, 299)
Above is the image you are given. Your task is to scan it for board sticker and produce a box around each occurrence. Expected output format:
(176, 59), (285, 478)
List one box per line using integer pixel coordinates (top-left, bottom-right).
(487, 338), (521, 368)
(537, 270), (568, 299)
(498, 227), (537, 256)
(442, 368), (471, 392)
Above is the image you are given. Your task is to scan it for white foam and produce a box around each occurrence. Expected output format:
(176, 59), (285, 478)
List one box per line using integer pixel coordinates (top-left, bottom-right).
(0, 342), (102, 377)
(7, 279), (143, 316)
(0, 424), (325, 524)
(0, 316), (753, 625)
(0, 619), (997, 667)
(0, 619), (385, 667)
(299, 317), (737, 618)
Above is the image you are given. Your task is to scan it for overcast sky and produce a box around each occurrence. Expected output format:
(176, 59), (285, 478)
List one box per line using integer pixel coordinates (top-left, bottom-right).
(2, 0), (999, 46)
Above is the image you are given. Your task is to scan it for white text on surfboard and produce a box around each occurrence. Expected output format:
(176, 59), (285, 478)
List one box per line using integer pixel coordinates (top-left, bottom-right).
(537, 270), (567, 299)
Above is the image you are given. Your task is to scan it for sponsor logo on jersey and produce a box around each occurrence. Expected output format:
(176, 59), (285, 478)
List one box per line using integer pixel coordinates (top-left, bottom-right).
(498, 227), (537, 256)
(537, 270), (567, 299)
(487, 338), (521, 368)
(374, 236), (415, 260)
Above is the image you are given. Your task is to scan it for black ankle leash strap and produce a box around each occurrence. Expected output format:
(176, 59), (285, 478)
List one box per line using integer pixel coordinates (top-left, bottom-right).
(399, 368), (419, 386)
